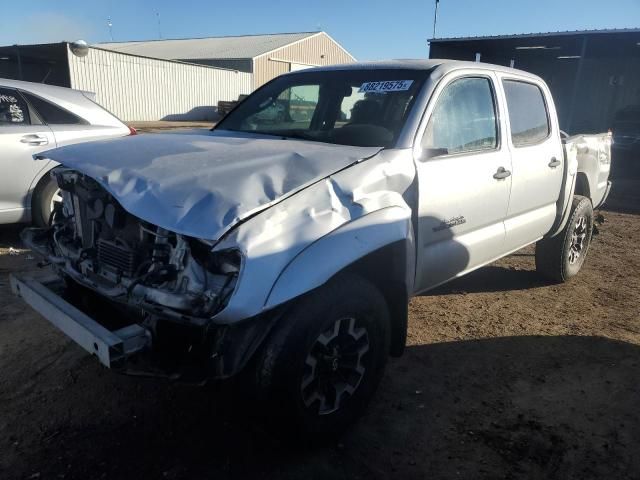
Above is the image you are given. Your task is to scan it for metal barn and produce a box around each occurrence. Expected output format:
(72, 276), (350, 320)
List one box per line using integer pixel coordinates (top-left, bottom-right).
(429, 28), (640, 135)
(69, 47), (251, 121)
(98, 31), (356, 89)
(0, 42), (251, 121)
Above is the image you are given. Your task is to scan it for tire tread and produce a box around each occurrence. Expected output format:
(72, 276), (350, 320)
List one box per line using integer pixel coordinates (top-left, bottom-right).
(535, 195), (593, 282)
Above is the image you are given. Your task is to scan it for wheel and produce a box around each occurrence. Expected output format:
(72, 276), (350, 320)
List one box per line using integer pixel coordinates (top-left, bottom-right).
(535, 195), (594, 282)
(31, 174), (61, 228)
(252, 274), (390, 440)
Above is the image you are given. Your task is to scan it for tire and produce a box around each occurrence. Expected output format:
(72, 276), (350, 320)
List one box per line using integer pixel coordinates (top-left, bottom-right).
(535, 195), (594, 282)
(252, 274), (390, 440)
(31, 174), (61, 228)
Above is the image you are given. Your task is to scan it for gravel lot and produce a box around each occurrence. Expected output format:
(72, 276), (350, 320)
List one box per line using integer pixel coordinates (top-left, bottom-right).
(1, 199), (639, 479)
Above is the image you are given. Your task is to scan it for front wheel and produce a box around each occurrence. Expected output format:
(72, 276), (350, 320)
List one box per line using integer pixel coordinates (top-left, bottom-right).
(32, 174), (61, 228)
(535, 195), (594, 282)
(252, 274), (390, 440)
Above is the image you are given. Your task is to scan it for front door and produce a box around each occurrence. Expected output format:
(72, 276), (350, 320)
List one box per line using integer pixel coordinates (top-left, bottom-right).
(414, 74), (512, 293)
(0, 87), (55, 222)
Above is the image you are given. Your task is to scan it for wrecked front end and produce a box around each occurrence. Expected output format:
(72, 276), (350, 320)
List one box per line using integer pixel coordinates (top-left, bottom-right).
(17, 169), (273, 381)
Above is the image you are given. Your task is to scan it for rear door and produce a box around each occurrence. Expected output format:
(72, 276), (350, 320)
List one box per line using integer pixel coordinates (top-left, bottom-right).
(413, 72), (512, 292)
(0, 87), (56, 222)
(498, 77), (564, 251)
(19, 91), (119, 147)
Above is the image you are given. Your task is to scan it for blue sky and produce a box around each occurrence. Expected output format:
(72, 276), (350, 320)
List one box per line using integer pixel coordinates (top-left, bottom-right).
(1, 0), (639, 60)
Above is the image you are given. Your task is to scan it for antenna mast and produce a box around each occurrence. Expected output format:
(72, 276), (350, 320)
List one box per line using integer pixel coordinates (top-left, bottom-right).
(433, 0), (440, 38)
(156, 11), (163, 39)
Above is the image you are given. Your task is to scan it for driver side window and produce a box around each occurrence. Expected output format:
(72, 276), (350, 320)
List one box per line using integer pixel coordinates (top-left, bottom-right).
(422, 77), (498, 156)
(242, 84), (319, 131)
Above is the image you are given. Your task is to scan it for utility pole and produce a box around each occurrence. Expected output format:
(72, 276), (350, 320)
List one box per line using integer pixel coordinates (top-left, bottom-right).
(107, 17), (113, 41)
(156, 11), (163, 39)
(433, 0), (440, 38)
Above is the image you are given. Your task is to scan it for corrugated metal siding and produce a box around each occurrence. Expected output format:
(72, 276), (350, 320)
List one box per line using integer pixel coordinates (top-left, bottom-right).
(68, 46), (252, 121)
(253, 33), (355, 88)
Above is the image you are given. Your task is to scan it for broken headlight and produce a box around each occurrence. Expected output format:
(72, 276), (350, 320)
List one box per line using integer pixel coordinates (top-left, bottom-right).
(189, 241), (242, 276)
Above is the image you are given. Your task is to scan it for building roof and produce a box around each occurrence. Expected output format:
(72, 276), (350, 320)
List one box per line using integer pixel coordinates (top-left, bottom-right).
(98, 32), (320, 60)
(429, 27), (640, 43)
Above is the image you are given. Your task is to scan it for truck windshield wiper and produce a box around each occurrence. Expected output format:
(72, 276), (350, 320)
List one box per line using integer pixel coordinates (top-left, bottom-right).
(225, 128), (319, 142)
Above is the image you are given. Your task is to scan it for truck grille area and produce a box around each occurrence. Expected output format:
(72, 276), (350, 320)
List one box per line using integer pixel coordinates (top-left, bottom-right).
(97, 239), (139, 277)
(36, 170), (241, 321)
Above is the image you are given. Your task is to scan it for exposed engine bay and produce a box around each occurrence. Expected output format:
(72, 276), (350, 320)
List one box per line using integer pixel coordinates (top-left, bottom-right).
(24, 169), (241, 325)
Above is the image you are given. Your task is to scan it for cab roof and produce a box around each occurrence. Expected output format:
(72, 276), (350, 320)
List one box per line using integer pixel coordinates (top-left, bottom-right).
(298, 59), (541, 81)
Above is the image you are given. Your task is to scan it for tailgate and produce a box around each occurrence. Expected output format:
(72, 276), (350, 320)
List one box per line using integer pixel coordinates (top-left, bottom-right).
(10, 274), (150, 369)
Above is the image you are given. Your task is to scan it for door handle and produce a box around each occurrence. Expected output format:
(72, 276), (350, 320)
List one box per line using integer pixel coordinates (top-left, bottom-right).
(548, 157), (561, 168)
(493, 167), (511, 180)
(20, 134), (49, 146)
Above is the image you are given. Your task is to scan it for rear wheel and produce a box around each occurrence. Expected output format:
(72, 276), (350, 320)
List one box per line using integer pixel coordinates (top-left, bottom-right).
(31, 174), (61, 228)
(252, 274), (390, 440)
(535, 195), (594, 282)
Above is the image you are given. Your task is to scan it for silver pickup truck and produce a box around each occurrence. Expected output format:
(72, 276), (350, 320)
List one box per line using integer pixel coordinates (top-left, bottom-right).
(13, 60), (611, 437)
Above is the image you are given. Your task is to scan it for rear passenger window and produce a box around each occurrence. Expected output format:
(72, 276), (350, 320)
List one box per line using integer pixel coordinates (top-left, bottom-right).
(503, 80), (550, 146)
(422, 77), (498, 156)
(21, 92), (86, 125)
(0, 88), (30, 125)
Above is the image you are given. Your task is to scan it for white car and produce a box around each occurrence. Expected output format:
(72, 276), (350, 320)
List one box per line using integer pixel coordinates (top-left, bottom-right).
(0, 79), (132, 226)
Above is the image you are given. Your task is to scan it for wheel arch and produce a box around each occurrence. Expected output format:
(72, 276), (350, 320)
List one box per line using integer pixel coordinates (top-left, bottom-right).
(338, 240), (411, 356)
(264, 206), (415, 357)
(574, 171), (591, 199)
(29, 163), (58, 212)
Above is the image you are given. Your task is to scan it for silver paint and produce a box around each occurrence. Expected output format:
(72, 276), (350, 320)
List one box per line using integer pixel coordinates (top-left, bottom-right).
(0, 78), (130, 224)
(25, 60), (613, 330)
(37, 131), (382, 241)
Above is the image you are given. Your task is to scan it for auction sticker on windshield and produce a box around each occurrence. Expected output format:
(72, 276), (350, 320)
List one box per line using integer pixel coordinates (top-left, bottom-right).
(358, 80), (414, 93)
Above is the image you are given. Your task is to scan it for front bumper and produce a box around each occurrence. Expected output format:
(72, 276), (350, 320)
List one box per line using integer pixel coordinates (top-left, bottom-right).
(10, 274), (151, 369)
(11, 272), (282, 381)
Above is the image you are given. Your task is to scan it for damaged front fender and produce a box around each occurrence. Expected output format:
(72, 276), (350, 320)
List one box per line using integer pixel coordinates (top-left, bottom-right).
(265, 207), (414, 310)
(212, 148), (418, 323)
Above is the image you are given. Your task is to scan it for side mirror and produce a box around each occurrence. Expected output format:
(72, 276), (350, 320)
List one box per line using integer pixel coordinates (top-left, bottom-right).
(418, 147), (449, 162)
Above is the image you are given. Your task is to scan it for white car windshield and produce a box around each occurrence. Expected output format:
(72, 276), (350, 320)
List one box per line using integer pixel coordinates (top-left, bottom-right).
(216, 69), (429, 147)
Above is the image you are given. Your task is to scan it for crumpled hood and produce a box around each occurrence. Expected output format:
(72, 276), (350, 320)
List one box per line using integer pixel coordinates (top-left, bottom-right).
(39, 132), (381, 240)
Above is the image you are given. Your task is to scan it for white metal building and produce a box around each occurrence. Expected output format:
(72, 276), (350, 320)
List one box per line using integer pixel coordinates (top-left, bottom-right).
(69, 46), (251, 121)
(99, 31), (356, 89)
(0, 32), (354, 121)
(0, 42), (251, 122)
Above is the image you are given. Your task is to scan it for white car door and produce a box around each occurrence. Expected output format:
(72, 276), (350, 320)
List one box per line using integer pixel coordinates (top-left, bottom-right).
(19, 90), (125, 147)
(413, 73), (512, 293)
(0, 87), (56, 223)
(498, 76), (564, 251)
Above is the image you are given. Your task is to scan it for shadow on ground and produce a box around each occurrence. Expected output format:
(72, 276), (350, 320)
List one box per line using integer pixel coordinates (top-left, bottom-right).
(161, 106), (220, 122)
(0, 223), (25, 250)
(2, 335), (638, 479)
(427, 264), (551, 295)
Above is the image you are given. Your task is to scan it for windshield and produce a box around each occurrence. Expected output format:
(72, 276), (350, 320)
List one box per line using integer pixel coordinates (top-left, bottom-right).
(216, 69), (429, 148)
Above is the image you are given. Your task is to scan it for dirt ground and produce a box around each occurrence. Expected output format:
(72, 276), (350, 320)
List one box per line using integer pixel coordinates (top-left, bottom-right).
(1, 205), (639, 479)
